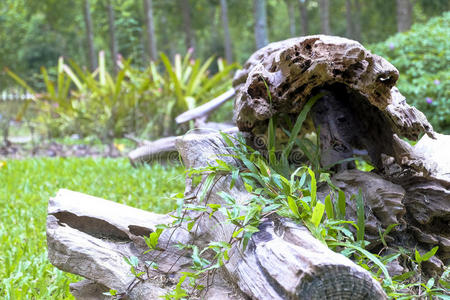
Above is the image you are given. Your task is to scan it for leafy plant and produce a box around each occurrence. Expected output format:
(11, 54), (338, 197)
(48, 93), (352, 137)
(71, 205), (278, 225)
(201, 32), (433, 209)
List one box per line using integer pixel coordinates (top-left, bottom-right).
(6, 50), (238, 141)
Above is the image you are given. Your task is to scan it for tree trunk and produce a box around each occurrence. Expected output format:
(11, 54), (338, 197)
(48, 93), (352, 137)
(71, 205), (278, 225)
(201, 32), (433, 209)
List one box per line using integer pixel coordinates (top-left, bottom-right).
(298, 0), (309, 36)
(83, 0), (97, 71)
(396, 0), (413, 32)
(352, 0), (362, 41)
(220, 0), (233, 62)
(253, 0), (269, 49)
(160, 14), (175, 60)
(107, 0), (118, 74)
(319, 0), (330, 34)
(287, 0), (297, 36)
(143, 0), (157, 61)
(180, 0), (196, 54)
(345, 0), (354, 39)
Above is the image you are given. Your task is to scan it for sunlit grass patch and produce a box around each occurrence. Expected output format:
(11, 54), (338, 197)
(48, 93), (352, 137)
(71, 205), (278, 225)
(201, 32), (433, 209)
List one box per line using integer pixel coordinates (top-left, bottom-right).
(0, 158), (185, 299)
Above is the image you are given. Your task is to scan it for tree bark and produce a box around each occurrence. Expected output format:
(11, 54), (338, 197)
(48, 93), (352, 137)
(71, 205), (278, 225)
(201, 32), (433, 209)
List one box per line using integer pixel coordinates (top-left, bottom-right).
(319, 0), (331, 34)
(396, 0), (413, 32)
(298, 0), (309, 36)
(253, 0), (269, 49)
(180, 0), (196, 54)
(345, 0), (354, 39)
(143, 0), (157, 61)
(287, 0), (297, 36)
(83, 0), (97, 71)
(107, 0), (118, 74)
(220, 0), (233, 62)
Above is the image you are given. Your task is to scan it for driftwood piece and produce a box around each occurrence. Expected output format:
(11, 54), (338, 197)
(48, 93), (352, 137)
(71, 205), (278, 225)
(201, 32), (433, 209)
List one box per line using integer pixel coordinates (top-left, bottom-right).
(47, 189), (240, 299)
(175, 89), (235, 124)
(128, 125), (238, 166)
(232, 35), (449, 268)
(128, 136), (178, 166)
(47, 133), (387, 299)
(232, 35), (433, 142)
(176, 133), (386, 299)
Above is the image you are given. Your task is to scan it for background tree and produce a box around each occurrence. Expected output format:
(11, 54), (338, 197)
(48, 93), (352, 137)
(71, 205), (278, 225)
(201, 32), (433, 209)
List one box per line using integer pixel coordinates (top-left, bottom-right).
(319, 0), (330, 34)
(220, 0), (233, 62)
(298, 0), (309, 36)
(254, 0), (269, 49)
(143, 0), (157, 61)
(396, 0), (413, 32)
(1, 0), (448, 89)
(83, 0), (97, 71)
(352, 0), (362, 41)
(180, 0), (196, 53)
(345, 0), (354, 38)
(286, 0), (297, 36)
(107, 0), (118, 74)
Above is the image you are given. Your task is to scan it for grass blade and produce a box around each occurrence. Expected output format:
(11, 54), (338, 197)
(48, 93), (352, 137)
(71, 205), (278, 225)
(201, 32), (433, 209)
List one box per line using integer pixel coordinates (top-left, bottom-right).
(356, 189), (365, 243)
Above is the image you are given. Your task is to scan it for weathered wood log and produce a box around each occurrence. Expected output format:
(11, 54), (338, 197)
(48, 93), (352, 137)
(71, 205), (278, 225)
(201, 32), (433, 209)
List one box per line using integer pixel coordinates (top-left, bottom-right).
(48, 133), (387, 299)
(128, 136), (178, 166)
(176, 132), (387, 299)
(232, 34), (449, 270)
(175, 88), (235, 124)
(128, 125), (238, 166)
(47, 189), (241, 299)
(232, 35), (433, 142)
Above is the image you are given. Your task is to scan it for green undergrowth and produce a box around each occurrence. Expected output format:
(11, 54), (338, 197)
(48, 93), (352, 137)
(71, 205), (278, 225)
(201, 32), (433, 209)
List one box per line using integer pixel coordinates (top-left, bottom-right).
(0, 158), (184, 299)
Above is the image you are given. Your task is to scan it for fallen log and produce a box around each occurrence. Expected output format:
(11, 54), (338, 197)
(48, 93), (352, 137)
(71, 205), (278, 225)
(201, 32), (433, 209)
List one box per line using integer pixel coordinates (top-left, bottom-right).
(47, 132), (387, 299)
(128, 124), (238, 166)
(128, 136), (178, 166)
(175, 88), (235, 124)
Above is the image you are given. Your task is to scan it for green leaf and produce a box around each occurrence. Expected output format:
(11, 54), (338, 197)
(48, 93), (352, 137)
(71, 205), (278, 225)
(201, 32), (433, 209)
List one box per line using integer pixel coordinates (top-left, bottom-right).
(355, 189), (365, 243)
(124, 255), (139, 268)
(268, 117), (276, 165)
(379, 223), (398, 247)
(392, 271), (415, 281)
(244, 225), (260, 233)
(329, 241), (393, 285)
(187, 221), (195, 231)
(287, 196), (300, 218)
(311, 202), (325, 228)
(324, 194), (334, 219)
(422, 246), (439, 262)
(337, 190), (346, 220)
(232, 227), (244, 238)
(415, 248), (422, 263)
(283, 93), (323, 159)
(426, 277), (435, 289)
(308, 168), (317, 207)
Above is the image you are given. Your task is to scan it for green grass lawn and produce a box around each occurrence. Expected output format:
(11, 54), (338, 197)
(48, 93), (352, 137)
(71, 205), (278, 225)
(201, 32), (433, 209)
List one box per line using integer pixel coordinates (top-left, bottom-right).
(0, 158), (185, 299)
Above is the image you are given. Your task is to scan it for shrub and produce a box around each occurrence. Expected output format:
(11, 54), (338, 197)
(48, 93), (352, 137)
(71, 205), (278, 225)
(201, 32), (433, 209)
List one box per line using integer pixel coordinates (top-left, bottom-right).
(6, 51), (238, 141)
(370, 12), (449, 134)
